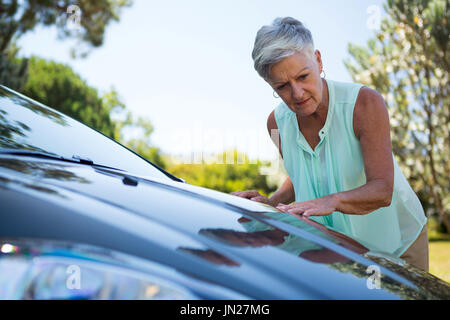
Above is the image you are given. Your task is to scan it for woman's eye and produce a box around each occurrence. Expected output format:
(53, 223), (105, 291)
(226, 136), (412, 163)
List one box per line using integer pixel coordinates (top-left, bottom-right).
(277, 84), (286, 90)
(298, 74), (308, 80)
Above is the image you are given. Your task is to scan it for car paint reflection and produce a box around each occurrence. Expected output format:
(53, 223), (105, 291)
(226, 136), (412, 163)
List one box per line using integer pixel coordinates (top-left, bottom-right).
(0, 157), (90, 184)
(177, 248), (240, 267)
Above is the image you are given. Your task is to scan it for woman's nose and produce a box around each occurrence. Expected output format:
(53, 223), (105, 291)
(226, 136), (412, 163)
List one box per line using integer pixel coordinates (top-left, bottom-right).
(291, 84), (305, 101)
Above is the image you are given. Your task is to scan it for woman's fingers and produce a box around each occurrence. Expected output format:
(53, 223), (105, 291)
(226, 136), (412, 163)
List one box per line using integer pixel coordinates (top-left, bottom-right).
(230, 190), (272, 205)
(230, 190), (261, 199)
(250, 196), (269, 204)
(276, 198), (334, 217)
(276, 203), (310, 215)
(287, 207), (308, 214)
(302, 208), (320, 217)
(276, 203), (296, 211)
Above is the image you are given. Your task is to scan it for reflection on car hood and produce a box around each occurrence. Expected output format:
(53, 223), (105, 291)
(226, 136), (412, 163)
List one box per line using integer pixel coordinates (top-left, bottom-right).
(0, 155), (449, 299)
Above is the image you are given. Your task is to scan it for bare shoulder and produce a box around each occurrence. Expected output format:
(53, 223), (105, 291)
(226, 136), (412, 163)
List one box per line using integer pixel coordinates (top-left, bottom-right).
(353, 86), (390, 140)
(267, 110), (282, 158)
(267, 110), (278, 132)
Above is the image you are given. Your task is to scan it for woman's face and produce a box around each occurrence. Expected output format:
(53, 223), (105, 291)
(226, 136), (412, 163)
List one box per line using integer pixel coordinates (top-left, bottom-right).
(267, 50), (324, 117)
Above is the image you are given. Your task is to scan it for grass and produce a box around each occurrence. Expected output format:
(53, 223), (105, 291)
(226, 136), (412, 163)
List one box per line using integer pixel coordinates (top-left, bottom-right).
(429, 241), (450, 284)
(426, 219), (450, 283)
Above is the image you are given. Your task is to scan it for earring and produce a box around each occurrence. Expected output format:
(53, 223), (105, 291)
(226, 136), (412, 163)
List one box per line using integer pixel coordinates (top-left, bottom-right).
(273, 91), (280, 98)
(320, 69), (326, 78)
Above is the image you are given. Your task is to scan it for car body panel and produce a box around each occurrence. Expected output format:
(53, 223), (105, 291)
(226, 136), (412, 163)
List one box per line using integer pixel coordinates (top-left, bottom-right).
(1, 155), (449, 299)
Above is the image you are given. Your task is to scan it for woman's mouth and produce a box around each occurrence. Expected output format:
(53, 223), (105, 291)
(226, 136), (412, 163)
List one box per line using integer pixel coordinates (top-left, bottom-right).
(298, 97), (311, 105)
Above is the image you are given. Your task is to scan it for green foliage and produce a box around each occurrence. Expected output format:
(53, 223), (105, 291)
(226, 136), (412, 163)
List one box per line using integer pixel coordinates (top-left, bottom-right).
(0, 42), (28, 90)
(0, 0), (133, 56)
(22, 56), (122, 139)
(168, 150), (277, 196)
(0, 1), (165, 170)
(0, 0), (133, 90)
(344, 0), (449, 232)
(19, 56), (166, 168)
(427, 218), (450, 241)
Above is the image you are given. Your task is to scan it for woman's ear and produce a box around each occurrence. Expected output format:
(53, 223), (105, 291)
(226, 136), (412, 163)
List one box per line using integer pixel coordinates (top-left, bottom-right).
(314, 50), (323, 71)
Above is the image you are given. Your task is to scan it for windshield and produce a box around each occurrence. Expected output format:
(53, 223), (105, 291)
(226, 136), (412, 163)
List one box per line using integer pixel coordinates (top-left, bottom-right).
(0, 86), (170, 180)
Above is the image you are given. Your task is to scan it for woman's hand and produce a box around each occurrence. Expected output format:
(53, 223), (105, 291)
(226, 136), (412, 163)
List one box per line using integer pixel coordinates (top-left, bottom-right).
(230, 190), (272, 206)
(276, 194), (338, 217)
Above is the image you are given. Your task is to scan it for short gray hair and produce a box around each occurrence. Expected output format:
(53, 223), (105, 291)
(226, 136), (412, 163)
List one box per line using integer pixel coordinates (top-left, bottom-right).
(252, 17), (315, 80)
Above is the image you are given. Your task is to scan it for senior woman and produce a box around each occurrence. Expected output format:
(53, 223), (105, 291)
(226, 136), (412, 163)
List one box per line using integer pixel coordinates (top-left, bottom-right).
(231, 17), (429, 271)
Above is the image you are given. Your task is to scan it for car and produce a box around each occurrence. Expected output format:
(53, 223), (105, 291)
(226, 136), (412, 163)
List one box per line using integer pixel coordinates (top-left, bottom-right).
(0, 84), (449, 300)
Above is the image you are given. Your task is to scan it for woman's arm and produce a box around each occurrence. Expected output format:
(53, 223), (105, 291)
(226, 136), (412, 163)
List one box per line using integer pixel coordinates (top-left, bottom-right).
(266, 110), (295, 206)
(230, 111), (295, 206)
(277, 87), (394, 217)
(336, 87), (394, 214)
(268, 176), (295, 206)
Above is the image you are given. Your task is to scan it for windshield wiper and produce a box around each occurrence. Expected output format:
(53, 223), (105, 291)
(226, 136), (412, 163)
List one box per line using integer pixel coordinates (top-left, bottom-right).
(0, 148), (125, 172)
(0, 148), (185, 182)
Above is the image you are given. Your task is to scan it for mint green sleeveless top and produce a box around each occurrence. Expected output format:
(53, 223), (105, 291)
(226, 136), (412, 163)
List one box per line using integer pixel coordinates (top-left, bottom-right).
(273, 79), (427, 257)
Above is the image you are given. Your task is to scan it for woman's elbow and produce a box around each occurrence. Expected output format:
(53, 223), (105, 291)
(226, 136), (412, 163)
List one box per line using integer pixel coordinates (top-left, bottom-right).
(381, 195), (392, 207)
(380, 182), (393, 207)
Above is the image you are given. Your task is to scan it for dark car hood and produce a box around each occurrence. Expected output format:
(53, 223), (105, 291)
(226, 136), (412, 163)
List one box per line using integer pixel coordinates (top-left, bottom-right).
(0, 155), (449, 299)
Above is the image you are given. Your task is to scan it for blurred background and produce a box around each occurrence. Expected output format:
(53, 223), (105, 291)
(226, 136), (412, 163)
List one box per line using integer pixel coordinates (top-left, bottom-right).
(0, 0), (448, 282)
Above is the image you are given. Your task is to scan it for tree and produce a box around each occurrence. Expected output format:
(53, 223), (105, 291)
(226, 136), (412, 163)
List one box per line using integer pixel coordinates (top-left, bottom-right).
(22, 56), (123, 139)
(0, 1), (166, 168)
(0, 0), (132, 55)
(0, 0), (133, 90)
(344, 0), (449, 232)
(20, 56), (167, 167)
(0, 42), (28, 90)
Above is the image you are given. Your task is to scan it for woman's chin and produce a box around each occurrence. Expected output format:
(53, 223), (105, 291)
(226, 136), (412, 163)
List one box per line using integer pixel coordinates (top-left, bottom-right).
(291, 104), (317, 117)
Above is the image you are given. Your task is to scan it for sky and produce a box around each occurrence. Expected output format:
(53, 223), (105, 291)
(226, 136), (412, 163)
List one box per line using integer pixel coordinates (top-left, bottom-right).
(17, 0), (387, 162)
